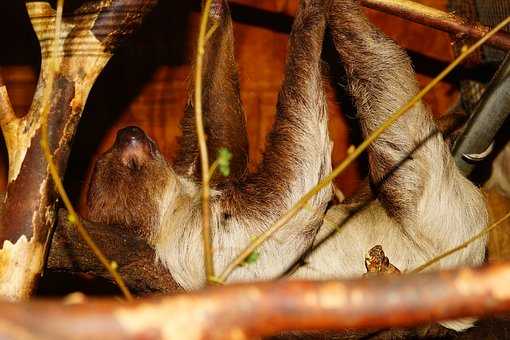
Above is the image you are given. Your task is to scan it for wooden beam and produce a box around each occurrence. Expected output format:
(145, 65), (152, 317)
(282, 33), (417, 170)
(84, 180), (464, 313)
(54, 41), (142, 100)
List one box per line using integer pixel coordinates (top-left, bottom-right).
(1, 263), (509, 339)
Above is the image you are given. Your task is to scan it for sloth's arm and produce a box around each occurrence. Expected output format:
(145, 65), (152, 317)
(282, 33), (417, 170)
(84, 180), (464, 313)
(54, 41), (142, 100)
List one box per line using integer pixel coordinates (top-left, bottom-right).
(174, 0), (249, 186)
(323, 2), (487, 280)
(240, 0), (331, 214)
(328, 0), (446, 222)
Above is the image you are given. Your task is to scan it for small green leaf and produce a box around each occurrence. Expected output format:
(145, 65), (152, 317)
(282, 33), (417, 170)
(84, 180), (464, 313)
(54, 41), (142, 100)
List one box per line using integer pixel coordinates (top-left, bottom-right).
(242, 250), (260, 266)
(217, 148), (233, 177)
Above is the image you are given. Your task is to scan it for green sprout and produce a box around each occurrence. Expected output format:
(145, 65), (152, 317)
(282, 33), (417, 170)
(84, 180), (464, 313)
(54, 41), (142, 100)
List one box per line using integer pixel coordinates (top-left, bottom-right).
(241, 250), (260, 266)
(240, 235), (260, 266)
(217, 147), (232, 177)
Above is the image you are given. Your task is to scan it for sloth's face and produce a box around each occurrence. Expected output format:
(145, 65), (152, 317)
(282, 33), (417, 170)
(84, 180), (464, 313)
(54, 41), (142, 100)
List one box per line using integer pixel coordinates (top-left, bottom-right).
(87, 126), (173, 238)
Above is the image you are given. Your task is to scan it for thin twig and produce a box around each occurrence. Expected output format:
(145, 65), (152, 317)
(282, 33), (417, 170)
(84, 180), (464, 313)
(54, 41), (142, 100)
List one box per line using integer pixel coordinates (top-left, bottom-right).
(208, 159), (220, 181)
(205, 21), (220, 44)
(39, 0), (133, 301)
(411, 210), (510, 274)
(195, 0), (216, 283)
(217, 16), (510, 283)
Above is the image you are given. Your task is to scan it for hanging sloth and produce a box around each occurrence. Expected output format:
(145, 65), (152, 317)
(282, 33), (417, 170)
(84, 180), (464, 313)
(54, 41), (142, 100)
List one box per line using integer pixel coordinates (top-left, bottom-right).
(87, 0), (487, 331)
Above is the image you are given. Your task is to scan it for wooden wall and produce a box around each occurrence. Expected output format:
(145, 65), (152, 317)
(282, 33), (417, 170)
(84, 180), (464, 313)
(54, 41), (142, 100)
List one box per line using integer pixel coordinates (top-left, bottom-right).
(0, 0), (458, 214)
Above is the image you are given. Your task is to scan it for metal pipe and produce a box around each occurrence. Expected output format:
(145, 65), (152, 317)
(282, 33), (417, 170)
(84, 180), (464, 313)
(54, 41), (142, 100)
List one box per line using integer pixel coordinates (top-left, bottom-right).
(453, 52), (510, 175)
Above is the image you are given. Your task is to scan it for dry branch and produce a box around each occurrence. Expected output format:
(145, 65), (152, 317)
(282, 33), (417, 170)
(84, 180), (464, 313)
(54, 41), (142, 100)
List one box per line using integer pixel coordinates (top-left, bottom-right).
(0, 74), (16, 129)
(359, 0), (510, 50)
(46, 209), (180, 295)
(0, 264), (508, 339)
(0, 0), (157, 300)
(195, 0), (216, 284)
(227, 0), (510, 50)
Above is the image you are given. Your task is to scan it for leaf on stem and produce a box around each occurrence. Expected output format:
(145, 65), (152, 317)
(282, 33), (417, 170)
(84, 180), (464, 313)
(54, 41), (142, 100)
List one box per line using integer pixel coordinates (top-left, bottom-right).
(218, 147), (232, 177)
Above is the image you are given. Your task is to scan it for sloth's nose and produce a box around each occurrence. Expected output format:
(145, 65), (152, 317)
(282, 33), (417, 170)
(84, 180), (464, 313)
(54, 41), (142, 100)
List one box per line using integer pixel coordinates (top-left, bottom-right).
(114, 126), (155, 170)
(116, 126), (148, 148)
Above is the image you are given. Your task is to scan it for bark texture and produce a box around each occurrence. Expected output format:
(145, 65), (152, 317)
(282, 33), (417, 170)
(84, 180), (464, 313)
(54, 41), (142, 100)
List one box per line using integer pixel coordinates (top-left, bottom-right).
(46, 209), (180, 295)
(0, 0), (157, 300)
(0, 264), (509, 339)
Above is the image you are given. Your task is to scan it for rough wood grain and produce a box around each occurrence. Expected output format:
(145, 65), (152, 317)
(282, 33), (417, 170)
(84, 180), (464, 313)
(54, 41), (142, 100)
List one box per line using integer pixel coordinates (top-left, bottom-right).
(46, 209), (180, 295)
(0, 264), (509, 339)
(0, 0), (157, 300)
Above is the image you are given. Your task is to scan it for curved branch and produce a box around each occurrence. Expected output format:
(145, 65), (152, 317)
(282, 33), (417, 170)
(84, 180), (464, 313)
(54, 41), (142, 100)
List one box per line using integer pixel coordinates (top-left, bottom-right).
(0, 0), (157, 301)
(46, 209), (181, 295)
(0, 264), (509, 339)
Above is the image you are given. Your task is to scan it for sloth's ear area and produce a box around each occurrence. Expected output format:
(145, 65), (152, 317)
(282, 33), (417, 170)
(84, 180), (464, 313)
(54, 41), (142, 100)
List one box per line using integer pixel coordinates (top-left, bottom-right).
(112, 126), (159, 170)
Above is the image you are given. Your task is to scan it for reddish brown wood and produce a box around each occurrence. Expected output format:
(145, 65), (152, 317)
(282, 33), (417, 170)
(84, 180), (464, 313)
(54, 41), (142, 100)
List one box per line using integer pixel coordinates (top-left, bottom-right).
(0, 264), (510, 339)
(359, 0), (510, 51)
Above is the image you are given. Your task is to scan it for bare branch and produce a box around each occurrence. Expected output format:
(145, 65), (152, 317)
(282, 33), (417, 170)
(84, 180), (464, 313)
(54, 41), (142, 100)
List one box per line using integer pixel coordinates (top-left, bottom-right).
(0, 73), (17, 129)
(359, 0), (510, 51)
(0, 264), (509, 339)
(0, 0), (157, 300)
(195, 0), (216, 285)
(0, 74), (19, 181)
(226, 0), (510, 50)
(46, 209), (181, 295)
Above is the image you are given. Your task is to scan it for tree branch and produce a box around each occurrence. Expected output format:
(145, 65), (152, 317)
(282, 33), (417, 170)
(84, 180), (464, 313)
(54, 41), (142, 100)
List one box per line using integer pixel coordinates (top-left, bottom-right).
(0, 0), (157, 300)
(194, 0), (216, 285)
(359, 0), (510, 51)
(225, 0), (510, 51)
(0, 264), (508, 339)
(0, 73), (17, 131)
(46, 209), (181, 295)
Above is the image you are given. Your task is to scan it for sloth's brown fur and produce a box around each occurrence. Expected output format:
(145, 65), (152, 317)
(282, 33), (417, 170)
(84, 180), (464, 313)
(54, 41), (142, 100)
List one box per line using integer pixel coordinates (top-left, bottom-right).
(88, 0), (487, 331)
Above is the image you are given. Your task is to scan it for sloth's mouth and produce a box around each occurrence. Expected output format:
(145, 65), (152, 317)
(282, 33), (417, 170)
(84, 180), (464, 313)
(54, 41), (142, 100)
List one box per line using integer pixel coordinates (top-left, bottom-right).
(114, 126), (157, 170)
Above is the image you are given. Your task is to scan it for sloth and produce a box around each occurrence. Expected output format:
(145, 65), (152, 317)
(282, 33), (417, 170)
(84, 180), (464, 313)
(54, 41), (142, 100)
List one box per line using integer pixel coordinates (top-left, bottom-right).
(89, 0), (333, 290)
(87, 0), (487, 331)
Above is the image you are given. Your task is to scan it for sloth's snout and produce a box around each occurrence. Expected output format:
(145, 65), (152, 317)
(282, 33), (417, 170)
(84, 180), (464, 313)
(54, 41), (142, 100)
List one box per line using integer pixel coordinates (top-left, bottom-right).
(116, 126), (147, 147)
(114, 126), (155, 170)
